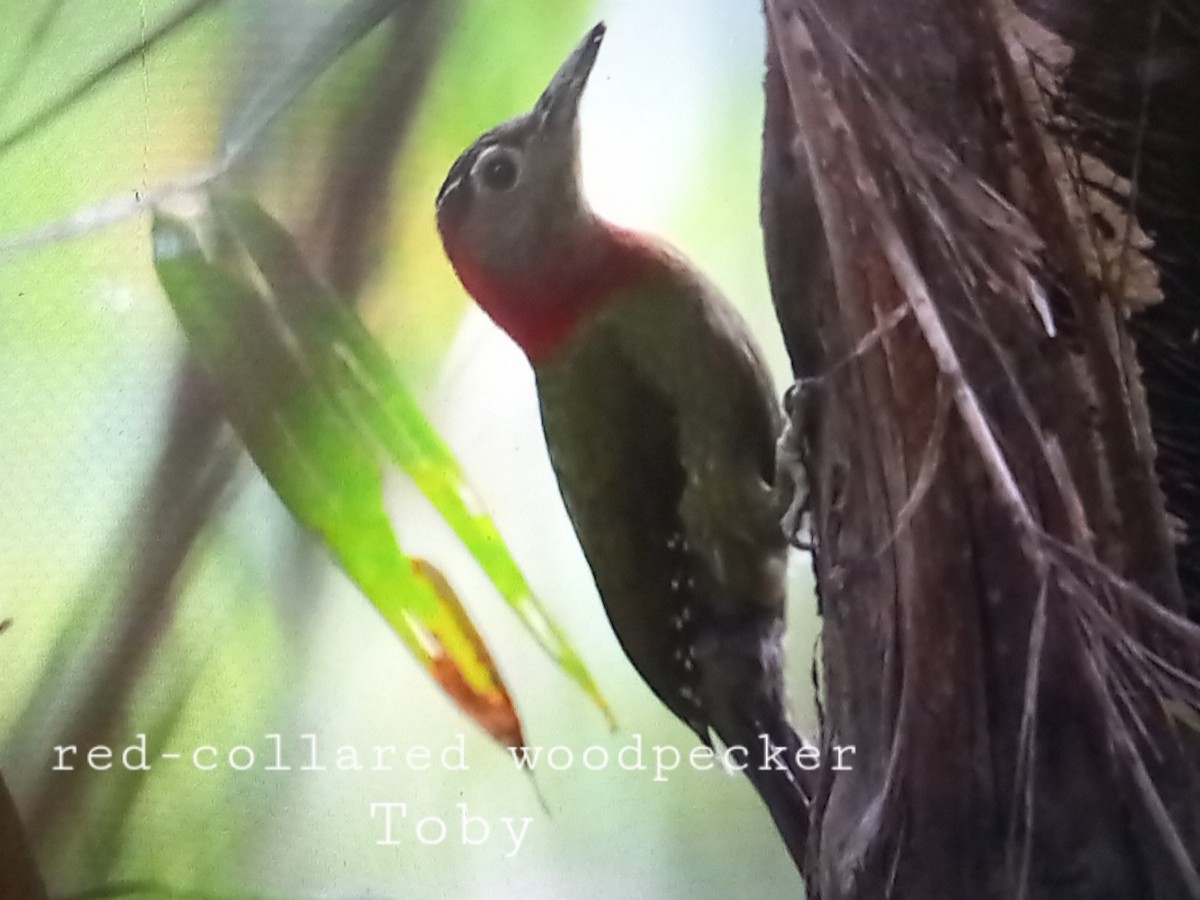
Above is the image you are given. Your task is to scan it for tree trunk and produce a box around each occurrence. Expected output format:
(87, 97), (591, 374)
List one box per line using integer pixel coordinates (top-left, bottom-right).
(760, 0), (1200, 897)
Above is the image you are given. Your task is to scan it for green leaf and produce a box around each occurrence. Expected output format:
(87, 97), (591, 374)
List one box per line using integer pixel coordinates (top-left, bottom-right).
(151, 209), (524, 746)
(207, 191), (612, 725)
(152, 195), (612, 738)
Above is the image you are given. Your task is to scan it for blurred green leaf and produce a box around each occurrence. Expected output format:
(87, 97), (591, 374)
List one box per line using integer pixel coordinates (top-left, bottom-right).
(220, 0), (397, 165)
(152, 194), (611, 742)
(0, 0), (67, 124)
(207, 191), (613, 724)
(151, 206), (523, 746)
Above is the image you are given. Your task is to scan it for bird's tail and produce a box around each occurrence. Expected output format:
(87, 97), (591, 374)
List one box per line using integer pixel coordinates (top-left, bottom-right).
(718, 707), (812, 873)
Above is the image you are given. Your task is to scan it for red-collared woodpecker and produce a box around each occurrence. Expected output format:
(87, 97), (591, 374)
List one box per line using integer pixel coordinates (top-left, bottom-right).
(436, 23), (809, 866)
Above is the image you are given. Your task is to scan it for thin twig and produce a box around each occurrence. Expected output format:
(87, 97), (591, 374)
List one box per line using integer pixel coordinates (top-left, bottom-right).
(0, 166), (219, 259)
(1004, 575), (1048, 900)
(867, 378), (951, 561)
(0, 0), (404, 261)
(1073, 603), (1200, 898)
(0, 0), (224, 160)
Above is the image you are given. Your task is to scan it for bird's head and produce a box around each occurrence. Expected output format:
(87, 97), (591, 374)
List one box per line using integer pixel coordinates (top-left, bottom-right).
(436, 23), (605, 276)
(435, 23), (664, 362)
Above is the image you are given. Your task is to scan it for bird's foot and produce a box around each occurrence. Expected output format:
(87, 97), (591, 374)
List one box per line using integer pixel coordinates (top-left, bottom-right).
(776, 379), (816, 550)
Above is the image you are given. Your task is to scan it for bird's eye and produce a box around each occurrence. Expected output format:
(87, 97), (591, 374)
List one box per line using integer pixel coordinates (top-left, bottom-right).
(476, 148), (520, 193)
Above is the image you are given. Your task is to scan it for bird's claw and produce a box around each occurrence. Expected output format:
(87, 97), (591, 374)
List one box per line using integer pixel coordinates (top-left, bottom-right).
(775, 378), (817, 550)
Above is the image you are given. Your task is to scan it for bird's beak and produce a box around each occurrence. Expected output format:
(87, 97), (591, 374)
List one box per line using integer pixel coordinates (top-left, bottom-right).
(534, 22), (605, 132)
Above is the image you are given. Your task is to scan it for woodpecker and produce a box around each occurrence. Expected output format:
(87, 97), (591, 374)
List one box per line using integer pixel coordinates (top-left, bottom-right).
(436, 23), (809, 866)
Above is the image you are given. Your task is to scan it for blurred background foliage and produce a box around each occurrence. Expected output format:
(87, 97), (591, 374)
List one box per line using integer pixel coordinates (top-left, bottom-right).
(0, 0), (818, 897)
